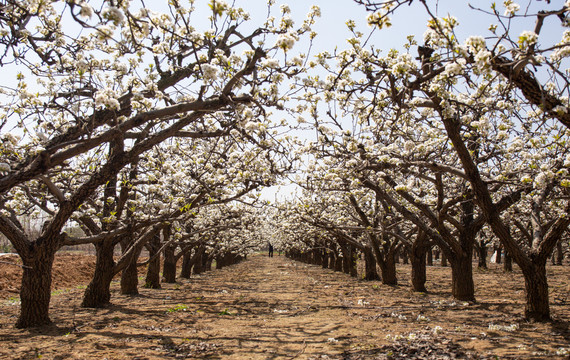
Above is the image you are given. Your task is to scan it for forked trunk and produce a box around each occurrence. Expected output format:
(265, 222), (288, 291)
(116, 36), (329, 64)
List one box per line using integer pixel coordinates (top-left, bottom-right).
(82, 240), (116, 308)
(16, 248), (56, 328)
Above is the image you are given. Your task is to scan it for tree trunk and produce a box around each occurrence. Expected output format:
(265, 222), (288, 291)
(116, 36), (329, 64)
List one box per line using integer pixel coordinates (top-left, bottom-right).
(321, 250), (329, 269)
(379, 249), (397, 285)
(427, 246), (433, 266)
(495, 246), (502, 264)
(216, 255), (224, 269)
(521, 263), (551, 321)
(16, 248), (56, 328)
(162, 245), (177, 283)
(120, 239), (143, 295)
(204, 255), (212, 272)
(334, 253), (343, 272)
(441, 252), (448, 267)
(82, 240), (116, 308)
(504, 250), (513, 272)
(450, 253), (475, 301)
(410, 243), (428, 292)
(363, 246), (380, 281)
(328, 250), (336, 270)
(193, 248), (204, 275)
(555, 240), (563, 265)
(180, 251), (192, 279)
(313, 248), (323, 266)
(145, 235), (161, 289)
(349, 246), (358, 277)
(120, 258), (139, 295)
(478, 242), (488, 269)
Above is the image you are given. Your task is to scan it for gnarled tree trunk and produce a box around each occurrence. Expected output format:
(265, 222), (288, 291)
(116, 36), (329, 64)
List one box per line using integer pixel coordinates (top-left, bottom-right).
(16, 247), (57, 328)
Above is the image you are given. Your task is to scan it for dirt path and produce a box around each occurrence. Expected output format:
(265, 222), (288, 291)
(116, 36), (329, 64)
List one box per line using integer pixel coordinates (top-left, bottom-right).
(0, 254), (568, 359)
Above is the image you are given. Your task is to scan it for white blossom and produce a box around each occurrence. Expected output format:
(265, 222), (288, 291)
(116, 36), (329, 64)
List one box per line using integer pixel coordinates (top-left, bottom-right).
(201, 64), (219, 81)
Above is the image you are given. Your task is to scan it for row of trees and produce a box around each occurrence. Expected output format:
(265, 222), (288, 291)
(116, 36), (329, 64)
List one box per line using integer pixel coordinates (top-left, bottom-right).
(0, 0), (319, 327)
(270, 0), (570, 322)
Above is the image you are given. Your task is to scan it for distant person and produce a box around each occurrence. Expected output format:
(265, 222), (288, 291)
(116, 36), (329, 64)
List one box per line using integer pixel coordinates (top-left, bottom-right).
(268, 243), (274, 257)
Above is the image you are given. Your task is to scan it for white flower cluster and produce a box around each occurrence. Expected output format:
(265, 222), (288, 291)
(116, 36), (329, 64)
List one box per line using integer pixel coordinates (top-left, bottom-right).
(518, 31), (538, 49)
(94, 88), (120, 110)
(76, 1), (93, 18)
(201, 63), (219, 82)
(262, 58), (280, 69)
(102, 6), (125, 25)
(275, 32), (298, 52)
(503, 0), (520, 17)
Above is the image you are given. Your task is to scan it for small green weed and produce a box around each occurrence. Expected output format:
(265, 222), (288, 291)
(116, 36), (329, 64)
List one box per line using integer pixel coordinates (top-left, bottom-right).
(167, 304), (189, 313)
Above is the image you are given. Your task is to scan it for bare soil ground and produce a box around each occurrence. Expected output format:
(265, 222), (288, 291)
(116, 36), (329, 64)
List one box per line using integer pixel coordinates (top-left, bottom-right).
(0, 253), (568, 359)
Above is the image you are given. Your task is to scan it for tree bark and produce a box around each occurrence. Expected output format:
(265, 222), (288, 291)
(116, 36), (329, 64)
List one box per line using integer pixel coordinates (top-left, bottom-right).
(145, 235), (161, 289)
(349, 246), (358, 277)
(427, 246), (433, 266)
(162, 245), (177, 283)
(449, 251), (475, 301)
(441, 252), (448, 267)
(16, 248), (56, 328)
(120, 236), (143, 295)
(379, 249), (397, 285)
(162, 226), (177, 283)
(321, 249), (329, 269)
(555, 240), (563, 265)
(82, 239), (116, 308)
(180, 250), (192, 279)
(504, 250), (513, 272)
(363, 246), (380, 280)
(410, 238), (428, 292)
(193, 247), (204, 275)
(522, 263), (551, 321)
(478, 242), (488, 269)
